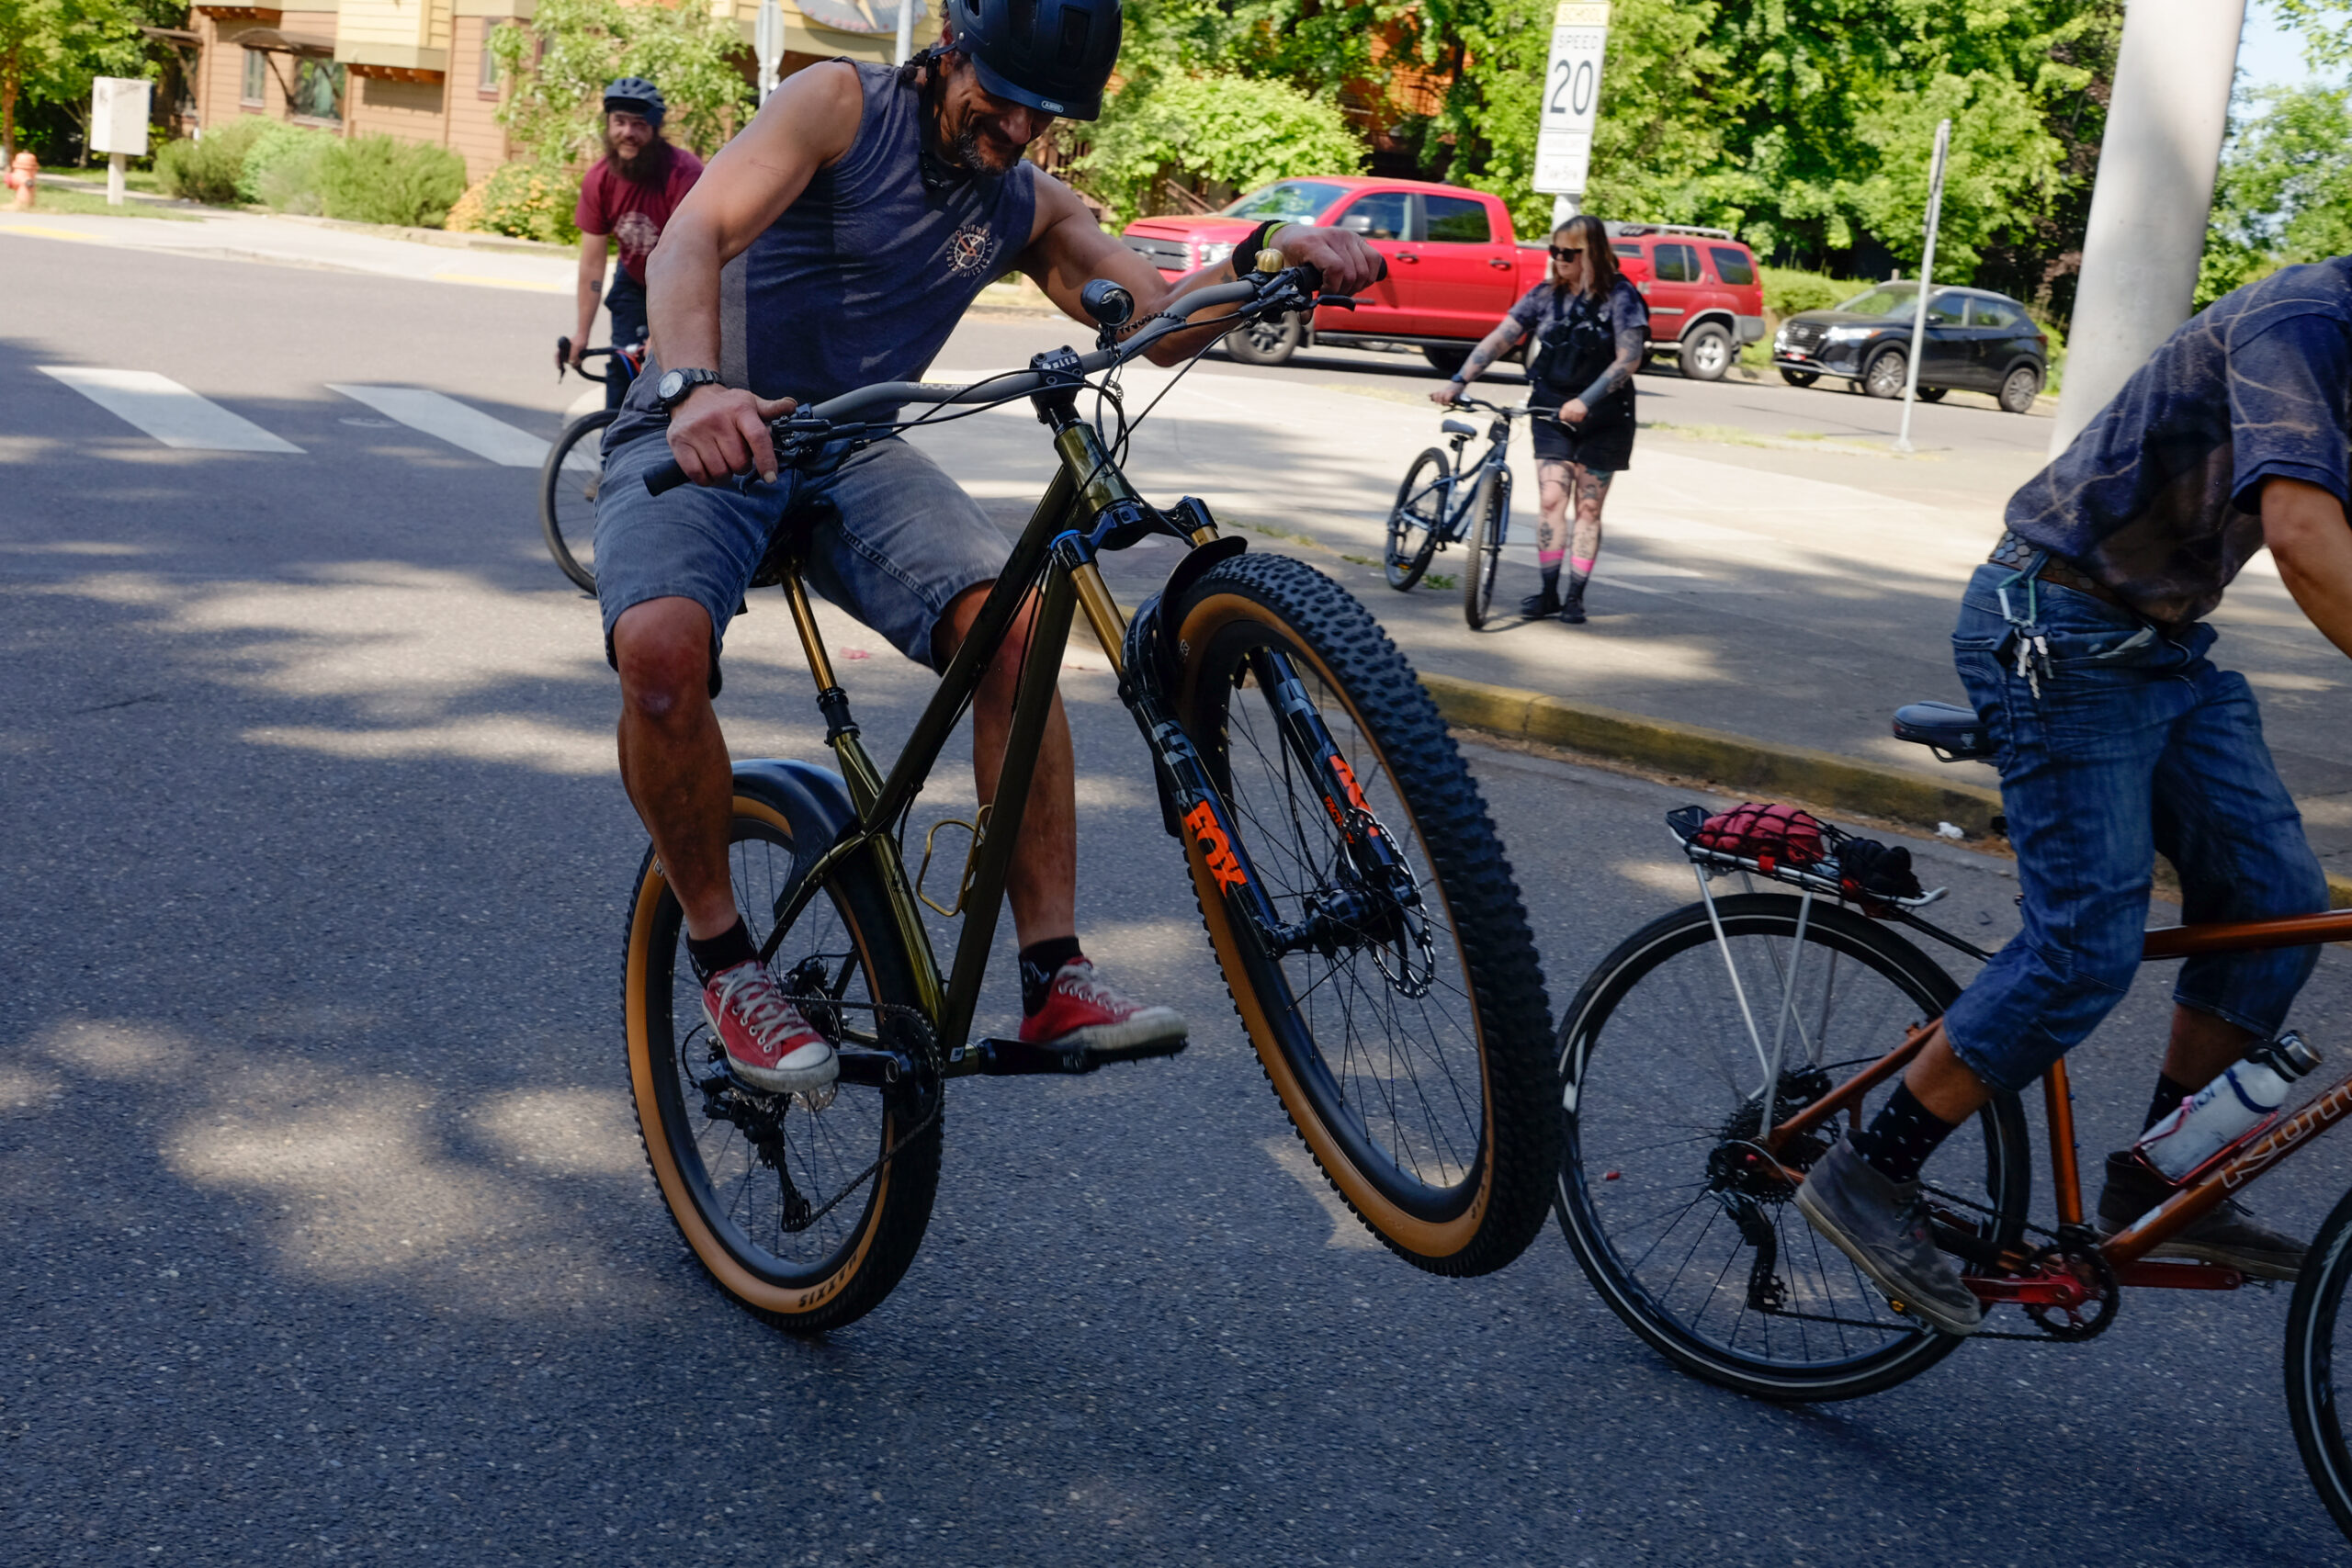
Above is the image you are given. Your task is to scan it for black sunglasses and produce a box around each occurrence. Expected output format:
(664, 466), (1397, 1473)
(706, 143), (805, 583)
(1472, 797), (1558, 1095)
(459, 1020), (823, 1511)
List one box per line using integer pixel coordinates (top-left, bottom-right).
(1550, 245), (1588, 261)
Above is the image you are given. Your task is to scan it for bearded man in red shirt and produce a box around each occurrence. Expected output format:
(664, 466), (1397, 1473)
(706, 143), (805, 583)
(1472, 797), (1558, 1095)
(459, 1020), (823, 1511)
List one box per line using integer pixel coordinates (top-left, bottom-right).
(569, 77), (705, 407)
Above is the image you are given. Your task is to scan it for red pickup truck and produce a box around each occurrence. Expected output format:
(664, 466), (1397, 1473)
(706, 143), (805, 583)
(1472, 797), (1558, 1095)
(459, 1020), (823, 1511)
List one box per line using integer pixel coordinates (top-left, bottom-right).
(1121, 181), (1767, 381)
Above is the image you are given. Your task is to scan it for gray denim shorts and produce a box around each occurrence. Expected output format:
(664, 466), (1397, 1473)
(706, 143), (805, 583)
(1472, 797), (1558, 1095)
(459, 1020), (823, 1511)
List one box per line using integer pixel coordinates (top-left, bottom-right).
(594, 431), (1010, 691)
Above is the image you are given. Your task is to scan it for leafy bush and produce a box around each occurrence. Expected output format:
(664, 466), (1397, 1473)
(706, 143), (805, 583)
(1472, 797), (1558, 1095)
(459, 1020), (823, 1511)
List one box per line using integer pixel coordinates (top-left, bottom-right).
(314, 134), (469, 228)
(1759, 265), (1866, 319)
(445, 159), (581, 244)
(1073, 73), (1367, 227)
(237, 123), (336, 213)
(153, 118), (274, 206)
(492, 0), (750, 164)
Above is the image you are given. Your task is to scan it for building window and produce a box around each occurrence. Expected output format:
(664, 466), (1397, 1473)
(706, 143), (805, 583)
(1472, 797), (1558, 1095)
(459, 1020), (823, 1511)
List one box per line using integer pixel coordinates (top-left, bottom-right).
(292, 58), (344, 122)
(241, 48), (267, 106)
(480, 19), (503, 95)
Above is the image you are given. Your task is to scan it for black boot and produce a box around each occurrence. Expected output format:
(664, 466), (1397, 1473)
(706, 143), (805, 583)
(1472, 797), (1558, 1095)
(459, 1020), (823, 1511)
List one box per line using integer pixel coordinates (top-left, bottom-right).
(1520, 585), (1560, 618)
(1558, 585), (1588, 624)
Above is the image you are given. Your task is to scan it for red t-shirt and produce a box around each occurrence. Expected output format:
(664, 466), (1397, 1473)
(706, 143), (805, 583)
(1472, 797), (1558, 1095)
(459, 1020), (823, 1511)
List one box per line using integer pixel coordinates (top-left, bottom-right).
(575, 144), (704, 285)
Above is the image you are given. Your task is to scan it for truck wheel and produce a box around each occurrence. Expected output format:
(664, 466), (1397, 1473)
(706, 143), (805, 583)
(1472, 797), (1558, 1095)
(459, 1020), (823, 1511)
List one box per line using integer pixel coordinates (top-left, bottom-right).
(1225, 311), (1305, 367)
(1777, 367), (1819, 389)
(1678, 323), (1733, 381)
(1421, 345), (1470, 378)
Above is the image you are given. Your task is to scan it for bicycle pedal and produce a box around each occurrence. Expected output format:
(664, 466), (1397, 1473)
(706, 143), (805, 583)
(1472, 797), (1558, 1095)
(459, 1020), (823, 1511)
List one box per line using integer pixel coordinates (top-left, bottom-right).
(961, 1034), (1190, 1076)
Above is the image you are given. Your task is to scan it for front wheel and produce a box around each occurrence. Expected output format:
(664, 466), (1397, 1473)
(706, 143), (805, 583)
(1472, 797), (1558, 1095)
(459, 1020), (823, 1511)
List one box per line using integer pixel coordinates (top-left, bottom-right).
(1864, 348), (1908, 399)
(623, 778), (941, 1334)
(540, 408), (614, 594)
(1916, 386), (1947, 403)
(1679, 323), (1734, 381)
(1778, 368), (1819, 389)
(1556, 894), (2031, 1400)
(1462, 465), (1510, 629)
(2286, 1185), (2352, 1545)
(1998, 365), (2041, 414)
(1171, 552), (1559, 1275)
(1225, 310), (1305, 367)
(1384, 448), (1449, 592)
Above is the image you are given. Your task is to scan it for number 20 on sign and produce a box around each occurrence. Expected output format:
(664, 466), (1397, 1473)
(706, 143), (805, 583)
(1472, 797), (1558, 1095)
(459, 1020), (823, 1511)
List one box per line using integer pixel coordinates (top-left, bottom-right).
(1534, 1), (1610, 197)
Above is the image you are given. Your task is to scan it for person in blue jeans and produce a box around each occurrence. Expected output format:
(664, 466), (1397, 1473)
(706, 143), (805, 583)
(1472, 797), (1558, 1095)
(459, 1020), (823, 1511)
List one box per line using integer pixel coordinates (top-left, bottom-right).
(1796, 257), (2352, 1337)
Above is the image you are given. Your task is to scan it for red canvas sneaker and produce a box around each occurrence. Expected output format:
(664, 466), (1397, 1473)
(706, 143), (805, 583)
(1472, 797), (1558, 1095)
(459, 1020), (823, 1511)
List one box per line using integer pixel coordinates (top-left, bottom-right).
(702, 961), (837, 1094)
(1018, 957), (1187, 1053)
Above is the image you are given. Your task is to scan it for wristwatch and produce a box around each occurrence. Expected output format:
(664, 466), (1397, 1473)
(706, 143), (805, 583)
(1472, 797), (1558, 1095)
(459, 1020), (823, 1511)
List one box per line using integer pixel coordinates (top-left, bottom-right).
(655, 367), (723, 412)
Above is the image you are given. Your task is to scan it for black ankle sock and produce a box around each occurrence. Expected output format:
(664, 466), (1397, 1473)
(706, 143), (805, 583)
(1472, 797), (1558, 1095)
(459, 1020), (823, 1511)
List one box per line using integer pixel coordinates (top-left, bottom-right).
(1019, 936), (1084, 1016)
(686, 919), (758, 987)
(1537, 564), (1561, 595)
(2143, 1072), (2195, 1132)
(1853, 1082), (1960, 1186)
(1566, 565), (1591, 596)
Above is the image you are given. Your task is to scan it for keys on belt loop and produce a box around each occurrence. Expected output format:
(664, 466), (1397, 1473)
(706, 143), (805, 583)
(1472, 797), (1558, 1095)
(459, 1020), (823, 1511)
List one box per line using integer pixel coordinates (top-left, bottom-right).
(1993, 549), (2049, 701)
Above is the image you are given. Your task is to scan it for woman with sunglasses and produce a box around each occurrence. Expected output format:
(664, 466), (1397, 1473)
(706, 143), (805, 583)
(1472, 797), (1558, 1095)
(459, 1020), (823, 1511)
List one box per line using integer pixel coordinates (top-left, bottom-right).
(1431, 214), (1647, 623)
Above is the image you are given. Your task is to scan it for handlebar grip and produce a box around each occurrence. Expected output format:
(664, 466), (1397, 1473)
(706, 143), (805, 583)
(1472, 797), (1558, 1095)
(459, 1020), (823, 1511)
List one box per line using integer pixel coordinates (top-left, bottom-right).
(645, 459), (690, 496)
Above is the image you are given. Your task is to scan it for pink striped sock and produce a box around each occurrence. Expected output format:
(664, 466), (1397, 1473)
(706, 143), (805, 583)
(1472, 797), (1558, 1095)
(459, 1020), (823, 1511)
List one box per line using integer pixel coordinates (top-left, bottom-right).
(1571, 556), (1597, 574)
(1538, 549), (1566, 567)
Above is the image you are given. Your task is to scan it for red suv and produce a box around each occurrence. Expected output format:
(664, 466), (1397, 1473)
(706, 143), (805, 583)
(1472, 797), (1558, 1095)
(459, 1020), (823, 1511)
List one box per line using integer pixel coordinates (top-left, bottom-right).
(1604, 223), (1767, 382)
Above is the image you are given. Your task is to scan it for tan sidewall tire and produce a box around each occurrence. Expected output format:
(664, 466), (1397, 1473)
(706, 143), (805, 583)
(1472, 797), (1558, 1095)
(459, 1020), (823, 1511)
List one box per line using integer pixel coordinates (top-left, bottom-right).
(1173, 592), (1497, 1265)
(623, 795), (899, 1320)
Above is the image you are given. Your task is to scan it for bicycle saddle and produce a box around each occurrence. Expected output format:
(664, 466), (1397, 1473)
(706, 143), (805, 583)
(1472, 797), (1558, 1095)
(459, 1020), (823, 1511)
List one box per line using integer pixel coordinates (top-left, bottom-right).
(1442, 419), (1477, 438)
(1891, 700), (1993, 762)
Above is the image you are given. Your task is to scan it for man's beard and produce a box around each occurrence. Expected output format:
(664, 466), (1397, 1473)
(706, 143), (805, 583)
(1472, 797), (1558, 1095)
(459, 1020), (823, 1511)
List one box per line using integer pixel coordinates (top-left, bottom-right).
(603, 128), (669, 187)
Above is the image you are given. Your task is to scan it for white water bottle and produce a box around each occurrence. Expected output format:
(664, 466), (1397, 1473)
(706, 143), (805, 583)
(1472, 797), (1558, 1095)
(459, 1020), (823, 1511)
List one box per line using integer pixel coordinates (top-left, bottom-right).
(2134, 1032), (2321, 1182)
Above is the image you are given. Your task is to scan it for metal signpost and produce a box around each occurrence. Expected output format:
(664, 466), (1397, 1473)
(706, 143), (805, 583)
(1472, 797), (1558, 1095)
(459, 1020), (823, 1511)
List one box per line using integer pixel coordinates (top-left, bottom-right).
(1894, 118), (1951, 457)
(897, 0), (917, 65)
(90, 77), (152, 207)
(1532, 1), (1610, 229)
(755, 0), (784, 102)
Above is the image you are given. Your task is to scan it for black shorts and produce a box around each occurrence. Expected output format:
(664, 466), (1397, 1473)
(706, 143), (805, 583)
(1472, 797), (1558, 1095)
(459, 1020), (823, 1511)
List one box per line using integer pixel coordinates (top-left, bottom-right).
(1531, 408), (1634, 473)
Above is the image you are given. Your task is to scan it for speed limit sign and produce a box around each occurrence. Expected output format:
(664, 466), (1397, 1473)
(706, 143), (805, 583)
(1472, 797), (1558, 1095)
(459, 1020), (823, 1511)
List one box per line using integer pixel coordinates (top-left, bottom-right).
(1533, 1), (1610, 197)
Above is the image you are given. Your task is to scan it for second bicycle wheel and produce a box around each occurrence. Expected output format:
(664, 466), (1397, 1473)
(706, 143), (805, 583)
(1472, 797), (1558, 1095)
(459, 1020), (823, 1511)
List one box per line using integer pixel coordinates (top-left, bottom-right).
(623, 773), (941, 1333)
(1462, 467), (1510, 629)
(2287, 1183), (2352, 1546)
(540, 408), (613, 594)
(1171, 551), (1558, 1275)
(1384, 448), (1448, 591)
(1556, 893), (2030, 1400)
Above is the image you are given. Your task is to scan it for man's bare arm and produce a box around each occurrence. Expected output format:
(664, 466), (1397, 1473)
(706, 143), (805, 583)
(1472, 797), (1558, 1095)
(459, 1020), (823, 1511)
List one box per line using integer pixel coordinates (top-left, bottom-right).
(2266, 476), (2352, 659)
(649, 62), (862, 482)
(572, 231), (609, 367)
(1019, 177), (1383, 367)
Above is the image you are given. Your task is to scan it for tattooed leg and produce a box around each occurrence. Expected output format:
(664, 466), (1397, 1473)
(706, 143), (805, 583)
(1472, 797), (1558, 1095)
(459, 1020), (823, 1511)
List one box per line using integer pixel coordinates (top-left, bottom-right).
(1522, 458), (1576, 615)
(1566, 464), (1614, 593)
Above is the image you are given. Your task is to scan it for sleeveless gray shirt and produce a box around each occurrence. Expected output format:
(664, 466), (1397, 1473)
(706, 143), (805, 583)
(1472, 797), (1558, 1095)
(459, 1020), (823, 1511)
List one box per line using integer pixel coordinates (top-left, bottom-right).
(610, 60), (1039, 448)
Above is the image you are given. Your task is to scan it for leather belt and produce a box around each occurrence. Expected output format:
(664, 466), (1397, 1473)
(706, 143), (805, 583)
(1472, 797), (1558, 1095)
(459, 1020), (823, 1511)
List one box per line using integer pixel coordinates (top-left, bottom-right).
(1987, 529), (2128, 609)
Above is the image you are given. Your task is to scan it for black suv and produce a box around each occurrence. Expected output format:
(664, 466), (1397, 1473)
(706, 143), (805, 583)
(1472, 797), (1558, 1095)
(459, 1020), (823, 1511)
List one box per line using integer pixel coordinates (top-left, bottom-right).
(1771, 283), (2048, 413)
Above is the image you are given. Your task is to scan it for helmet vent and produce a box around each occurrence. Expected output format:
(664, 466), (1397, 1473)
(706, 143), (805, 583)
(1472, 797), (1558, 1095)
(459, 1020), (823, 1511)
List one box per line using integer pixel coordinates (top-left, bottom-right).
(1008, 0), (1035, 44)
(1057, 7), (1089, 66)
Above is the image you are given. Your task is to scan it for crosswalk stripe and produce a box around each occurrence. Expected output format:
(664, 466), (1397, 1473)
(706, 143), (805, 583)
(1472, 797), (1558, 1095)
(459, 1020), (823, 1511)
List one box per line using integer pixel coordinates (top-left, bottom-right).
(38, 367), (303, 453)
(329, 385), (549, 468)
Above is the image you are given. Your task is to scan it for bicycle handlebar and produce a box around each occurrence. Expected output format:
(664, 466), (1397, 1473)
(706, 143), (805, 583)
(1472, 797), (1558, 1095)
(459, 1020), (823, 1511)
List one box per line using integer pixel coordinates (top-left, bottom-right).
(641, 273), (1315, 497)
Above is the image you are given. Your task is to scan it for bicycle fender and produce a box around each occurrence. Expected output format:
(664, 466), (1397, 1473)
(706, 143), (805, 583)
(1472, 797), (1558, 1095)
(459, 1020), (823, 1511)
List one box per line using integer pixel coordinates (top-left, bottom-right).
(731, 758), (858, 901)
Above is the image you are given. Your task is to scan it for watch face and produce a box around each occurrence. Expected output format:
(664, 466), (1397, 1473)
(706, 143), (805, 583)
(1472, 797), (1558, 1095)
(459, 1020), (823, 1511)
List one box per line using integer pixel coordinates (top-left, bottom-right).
(658, 369), (684, 402)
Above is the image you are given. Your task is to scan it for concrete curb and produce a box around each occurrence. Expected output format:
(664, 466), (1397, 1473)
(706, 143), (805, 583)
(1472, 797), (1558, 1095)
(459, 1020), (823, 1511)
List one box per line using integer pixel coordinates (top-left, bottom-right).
(1419, 669), (2352, 908)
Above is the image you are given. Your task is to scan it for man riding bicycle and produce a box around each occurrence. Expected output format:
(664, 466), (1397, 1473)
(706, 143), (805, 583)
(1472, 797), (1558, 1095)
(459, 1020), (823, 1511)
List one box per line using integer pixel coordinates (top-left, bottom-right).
(593, 0), (1381, 1095)
(1796, 257), (2352, 1335)
(570, 78), (704, 408)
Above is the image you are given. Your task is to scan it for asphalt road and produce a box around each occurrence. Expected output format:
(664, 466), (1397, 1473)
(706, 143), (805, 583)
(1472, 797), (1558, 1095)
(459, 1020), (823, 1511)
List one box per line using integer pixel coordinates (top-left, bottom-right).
(6, 238), (2352, 1566)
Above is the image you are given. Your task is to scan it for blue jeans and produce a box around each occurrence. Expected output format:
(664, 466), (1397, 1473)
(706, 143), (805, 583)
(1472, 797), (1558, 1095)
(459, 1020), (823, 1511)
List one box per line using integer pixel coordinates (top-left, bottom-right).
(1939, 562), (2326, 1095)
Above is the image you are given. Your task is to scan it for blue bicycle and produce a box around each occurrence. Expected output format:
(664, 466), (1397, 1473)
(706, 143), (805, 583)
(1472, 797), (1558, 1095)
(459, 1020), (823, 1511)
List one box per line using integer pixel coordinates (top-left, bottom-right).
(1382, 397), (1530, 629)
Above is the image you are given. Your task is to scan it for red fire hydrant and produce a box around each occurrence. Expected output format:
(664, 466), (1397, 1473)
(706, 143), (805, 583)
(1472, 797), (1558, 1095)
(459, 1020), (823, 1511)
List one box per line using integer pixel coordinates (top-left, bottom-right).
(6, 151), (37, 211)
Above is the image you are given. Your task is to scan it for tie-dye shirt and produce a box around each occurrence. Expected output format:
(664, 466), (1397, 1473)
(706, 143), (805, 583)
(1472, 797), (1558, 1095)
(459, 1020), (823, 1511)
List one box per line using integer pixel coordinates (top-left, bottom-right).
(2006, 257), (2351, 627)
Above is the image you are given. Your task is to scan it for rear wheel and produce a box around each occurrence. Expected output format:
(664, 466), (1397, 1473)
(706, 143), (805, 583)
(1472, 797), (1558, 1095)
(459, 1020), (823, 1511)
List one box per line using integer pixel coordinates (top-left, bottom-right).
(539, 408), (613, 594)
(2286, 1184), (2352, 1545)
(1556, 894), (2030, 1400)
(1172, 552), (1559, 1275)
(1916, 386), (1947, 403)
(1384, 448), (1449, 592)
(1462, 466), (1510, 629)
(1679, 323), (1735, 381)
(1421, 345), (1471, 378)
(623, 782), (940, 1333)
(1225, 311), (1305, 367)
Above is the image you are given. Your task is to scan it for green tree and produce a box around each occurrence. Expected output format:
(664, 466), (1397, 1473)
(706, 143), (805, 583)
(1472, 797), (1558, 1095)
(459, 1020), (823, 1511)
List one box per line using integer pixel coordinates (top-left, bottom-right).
(492, 0), (752, 167)
(2199, 81), (2352, 307)
(1074, 71), (1367, 224)
(0, 0), (155, 163)
(2273, 0), (2352, 69)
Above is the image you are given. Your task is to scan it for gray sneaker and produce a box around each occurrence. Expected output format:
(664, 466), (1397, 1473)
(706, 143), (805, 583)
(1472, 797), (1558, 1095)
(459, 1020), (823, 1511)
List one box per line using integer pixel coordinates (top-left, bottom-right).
(2097, 1153), (2305, 1280)
(1792, 1139), (1985, 1337)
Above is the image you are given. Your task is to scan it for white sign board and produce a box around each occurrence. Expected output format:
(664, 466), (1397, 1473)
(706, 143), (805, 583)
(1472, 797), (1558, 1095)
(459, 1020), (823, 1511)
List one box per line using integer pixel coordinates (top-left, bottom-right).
(1532, 2), (1610, 197)
(91, 77), (153, 157)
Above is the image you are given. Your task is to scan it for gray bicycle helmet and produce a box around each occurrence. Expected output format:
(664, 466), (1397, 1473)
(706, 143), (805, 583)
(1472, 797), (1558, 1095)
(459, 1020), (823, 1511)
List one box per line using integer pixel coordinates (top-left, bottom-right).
(602, 76), (665, 127)
(947, 0), (1121, 121)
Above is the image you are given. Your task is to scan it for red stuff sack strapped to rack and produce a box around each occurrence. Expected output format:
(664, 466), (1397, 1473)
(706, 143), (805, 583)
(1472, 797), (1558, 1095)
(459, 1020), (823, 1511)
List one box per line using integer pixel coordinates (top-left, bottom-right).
(1690, 803), (1827, 875)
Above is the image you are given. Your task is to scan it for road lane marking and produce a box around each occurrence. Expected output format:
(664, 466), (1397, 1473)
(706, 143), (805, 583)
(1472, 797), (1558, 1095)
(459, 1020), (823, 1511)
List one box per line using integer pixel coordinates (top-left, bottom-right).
(1, 224), (99, 243)
(37, 367), (304, 453)
(329, 385), (548, 467)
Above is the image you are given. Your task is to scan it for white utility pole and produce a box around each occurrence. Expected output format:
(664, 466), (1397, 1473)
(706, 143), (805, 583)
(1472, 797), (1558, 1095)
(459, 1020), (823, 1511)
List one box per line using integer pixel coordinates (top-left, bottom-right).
(754, 0), (784, 102)
(896, 0), (917, 64)
(1894, 118), (1951, 456)
(2049, 0), (2245, 456)
(1532, 2), (1610, 233)
(90, 77), (152, 205)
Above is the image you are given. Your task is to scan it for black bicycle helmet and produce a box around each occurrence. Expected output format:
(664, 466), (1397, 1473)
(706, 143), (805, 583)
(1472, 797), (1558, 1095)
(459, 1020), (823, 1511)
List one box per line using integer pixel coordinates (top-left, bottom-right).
(602, 76), (665, 128)
(947, 0), (1121, 121)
